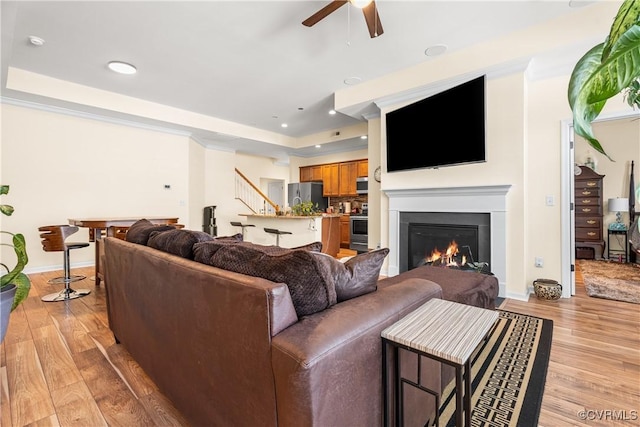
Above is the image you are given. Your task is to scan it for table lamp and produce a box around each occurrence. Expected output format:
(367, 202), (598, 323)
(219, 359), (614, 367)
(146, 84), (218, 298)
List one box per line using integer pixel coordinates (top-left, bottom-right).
(608, 198), (628, 230)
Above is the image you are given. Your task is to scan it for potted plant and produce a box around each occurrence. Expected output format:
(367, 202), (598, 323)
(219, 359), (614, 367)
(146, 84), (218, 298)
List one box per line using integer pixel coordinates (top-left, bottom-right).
(1, 185), (31, 342)
(291, 201), (320, 216)
(568, 0), (640, 161)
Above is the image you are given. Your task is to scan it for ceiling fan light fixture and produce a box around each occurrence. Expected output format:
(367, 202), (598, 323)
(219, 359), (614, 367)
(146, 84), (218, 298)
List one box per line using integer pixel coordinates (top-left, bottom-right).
(108, 61), (137, 75)
(350, 0), (373, 9)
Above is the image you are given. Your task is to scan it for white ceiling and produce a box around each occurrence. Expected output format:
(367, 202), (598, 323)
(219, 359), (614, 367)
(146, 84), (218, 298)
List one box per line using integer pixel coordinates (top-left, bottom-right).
(1, 1), (598, 162)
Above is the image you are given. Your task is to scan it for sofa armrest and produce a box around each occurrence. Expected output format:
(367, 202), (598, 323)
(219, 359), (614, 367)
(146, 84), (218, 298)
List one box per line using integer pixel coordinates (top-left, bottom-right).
(271, 277), (442, 427)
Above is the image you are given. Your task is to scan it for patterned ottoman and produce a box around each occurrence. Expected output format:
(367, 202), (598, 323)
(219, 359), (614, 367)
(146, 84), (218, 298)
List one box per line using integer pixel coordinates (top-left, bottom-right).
(378, 265), (499, 309)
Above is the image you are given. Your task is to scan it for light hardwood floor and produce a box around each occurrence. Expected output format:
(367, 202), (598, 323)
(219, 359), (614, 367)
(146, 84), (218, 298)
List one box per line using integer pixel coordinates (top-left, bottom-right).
(1, 263), (638, 426)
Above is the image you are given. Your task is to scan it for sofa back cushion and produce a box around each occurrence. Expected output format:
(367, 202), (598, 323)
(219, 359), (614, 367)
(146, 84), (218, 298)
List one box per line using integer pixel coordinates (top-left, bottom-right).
(125, 219), (177, 245)
(199, 242), (337, 317)
(147, 228), (215, 259)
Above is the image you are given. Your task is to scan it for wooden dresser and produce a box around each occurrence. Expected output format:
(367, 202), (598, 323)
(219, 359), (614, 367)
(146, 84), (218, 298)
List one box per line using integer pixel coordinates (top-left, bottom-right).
(574, 166), (605, 259)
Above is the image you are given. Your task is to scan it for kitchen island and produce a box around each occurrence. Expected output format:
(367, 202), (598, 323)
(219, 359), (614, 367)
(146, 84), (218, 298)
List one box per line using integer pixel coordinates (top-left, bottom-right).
(237, 213), (341, 257)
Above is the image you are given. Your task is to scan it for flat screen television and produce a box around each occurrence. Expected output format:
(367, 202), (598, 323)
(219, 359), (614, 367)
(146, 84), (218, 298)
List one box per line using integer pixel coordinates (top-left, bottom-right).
(386, 75), (486, 172)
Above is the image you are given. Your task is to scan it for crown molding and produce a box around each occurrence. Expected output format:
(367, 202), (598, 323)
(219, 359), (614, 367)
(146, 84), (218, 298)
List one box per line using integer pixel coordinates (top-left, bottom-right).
(1, 96), (194, 138)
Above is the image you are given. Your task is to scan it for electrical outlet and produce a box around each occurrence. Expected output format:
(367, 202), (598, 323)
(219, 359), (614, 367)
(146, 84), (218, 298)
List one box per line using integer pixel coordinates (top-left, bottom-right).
(535, 257), (544, 268)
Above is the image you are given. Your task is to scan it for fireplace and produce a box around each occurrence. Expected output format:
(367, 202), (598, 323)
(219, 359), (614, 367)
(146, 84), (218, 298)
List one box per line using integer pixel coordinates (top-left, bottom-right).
(385, 185), (511, 292)
(401, 212), (491, 273)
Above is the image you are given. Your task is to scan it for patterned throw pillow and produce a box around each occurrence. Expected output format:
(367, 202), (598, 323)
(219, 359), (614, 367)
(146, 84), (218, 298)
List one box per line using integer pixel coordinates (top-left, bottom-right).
(147, 228), (214, 259)
(125, 219), (177, 245)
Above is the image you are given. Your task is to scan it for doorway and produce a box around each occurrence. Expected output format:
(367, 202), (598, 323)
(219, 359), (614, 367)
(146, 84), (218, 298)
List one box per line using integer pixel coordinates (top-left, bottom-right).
(562, 110), (640, 297)
(267, 180), (285, 212)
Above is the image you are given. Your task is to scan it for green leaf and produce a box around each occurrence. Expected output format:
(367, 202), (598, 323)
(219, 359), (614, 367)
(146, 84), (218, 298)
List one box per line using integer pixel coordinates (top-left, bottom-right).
(0, 204), (14, 216)
(0, 185), (8, 196)
(10, 273), (31, 311)
(0, 233), (29, 288)
(602, 0), (640, 60)
(568, 25), (640, 159)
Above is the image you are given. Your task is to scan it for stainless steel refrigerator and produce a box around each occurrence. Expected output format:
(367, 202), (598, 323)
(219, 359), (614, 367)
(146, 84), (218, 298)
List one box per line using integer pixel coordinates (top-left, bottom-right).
(288, 182), (327, 212)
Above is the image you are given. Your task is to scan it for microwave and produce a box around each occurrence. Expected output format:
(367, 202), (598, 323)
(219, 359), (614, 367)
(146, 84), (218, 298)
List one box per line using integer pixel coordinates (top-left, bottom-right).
(356, 177), (368, 194)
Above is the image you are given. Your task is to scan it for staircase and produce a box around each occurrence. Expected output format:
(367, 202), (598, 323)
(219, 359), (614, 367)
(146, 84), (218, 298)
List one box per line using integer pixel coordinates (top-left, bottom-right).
(234, 168), (280, 215)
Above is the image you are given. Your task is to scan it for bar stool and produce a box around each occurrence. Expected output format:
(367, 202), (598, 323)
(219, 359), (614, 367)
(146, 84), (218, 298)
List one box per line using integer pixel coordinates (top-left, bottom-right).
(264, 228), (292, 247)
(230, 221), (255, 240)
(39, 225), (92, 302)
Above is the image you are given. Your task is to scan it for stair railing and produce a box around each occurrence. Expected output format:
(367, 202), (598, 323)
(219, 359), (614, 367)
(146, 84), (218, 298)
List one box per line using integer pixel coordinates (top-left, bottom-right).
(234, 168), (280, 215)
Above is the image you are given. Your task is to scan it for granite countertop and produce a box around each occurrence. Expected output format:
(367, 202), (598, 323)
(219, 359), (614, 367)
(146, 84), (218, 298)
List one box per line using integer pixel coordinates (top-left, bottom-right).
(240, 213), (342, 219)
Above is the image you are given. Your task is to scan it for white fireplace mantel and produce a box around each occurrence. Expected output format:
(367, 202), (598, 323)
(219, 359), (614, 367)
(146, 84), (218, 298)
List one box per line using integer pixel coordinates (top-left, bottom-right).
(384, 185), (511, 294)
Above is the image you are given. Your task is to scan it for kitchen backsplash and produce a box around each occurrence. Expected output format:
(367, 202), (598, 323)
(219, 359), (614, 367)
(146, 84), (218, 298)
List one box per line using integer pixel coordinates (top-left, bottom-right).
(329, 195), (368, 214)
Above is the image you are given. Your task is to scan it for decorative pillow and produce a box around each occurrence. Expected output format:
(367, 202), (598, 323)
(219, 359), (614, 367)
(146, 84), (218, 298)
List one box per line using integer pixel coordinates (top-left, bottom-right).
(147, 228), (214, 259)
(214, 233), (243, 242)
(125, 219), (176, 245)
(193, 239), (242, 264)
(206, 244), (337, 317)
(293, 241), (323, 252)
(310, 248), (390, 302)
(193, 240), (322, 265)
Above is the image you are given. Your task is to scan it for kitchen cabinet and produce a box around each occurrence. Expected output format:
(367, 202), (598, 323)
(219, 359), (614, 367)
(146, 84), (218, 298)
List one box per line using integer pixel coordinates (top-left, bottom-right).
(357, 160), (368, 178)
(300, 166), (312, 182)
(300, 165), (322, 182)
(322, 164), (339, 196)
(339, 162), (358, 196)
(340, 214), (350, 248)
(300, 158), (367, 197)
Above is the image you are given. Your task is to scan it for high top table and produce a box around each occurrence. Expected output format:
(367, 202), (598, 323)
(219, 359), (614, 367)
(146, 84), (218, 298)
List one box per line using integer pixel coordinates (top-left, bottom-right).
(68, 217), (179, 286)
(381, 298), (499, 427)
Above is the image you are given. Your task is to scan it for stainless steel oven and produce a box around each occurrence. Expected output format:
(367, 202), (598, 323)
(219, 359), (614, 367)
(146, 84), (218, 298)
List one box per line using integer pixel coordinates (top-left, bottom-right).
(349, 214), (368, 253)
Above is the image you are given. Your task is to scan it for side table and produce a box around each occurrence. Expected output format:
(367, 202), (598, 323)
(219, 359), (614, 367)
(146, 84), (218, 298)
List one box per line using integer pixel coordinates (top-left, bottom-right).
(607, 228), (628, 262)
(381, 298), (499, 427)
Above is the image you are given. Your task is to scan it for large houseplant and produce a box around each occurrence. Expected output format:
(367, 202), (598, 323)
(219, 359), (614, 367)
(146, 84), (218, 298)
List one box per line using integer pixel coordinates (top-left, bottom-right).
(1, 185), (31, 342)
(568, 0), (640, 161)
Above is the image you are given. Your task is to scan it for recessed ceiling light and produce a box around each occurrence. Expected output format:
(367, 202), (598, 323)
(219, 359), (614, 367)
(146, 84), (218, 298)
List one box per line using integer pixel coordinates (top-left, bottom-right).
(108, 61), (137, 75)
(315, 144), (321, 148)
(568, 0), (589, 7)
(329, 110), (336, 115)
(424, 44), (447, 57)
(28, 36), (45, 46)
(360, 135), (368, 140)
(281, 123), (288, 128)
(344, 77), (362, 85)
(350, 0), (373, 8)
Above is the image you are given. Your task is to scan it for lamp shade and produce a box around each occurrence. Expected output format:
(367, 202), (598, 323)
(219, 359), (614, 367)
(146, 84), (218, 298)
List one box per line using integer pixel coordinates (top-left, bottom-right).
(608, 198), (629, 213)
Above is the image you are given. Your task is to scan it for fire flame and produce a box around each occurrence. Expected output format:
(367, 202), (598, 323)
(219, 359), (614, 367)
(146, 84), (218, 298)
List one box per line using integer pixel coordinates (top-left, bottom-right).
(425, 240), (466, 267)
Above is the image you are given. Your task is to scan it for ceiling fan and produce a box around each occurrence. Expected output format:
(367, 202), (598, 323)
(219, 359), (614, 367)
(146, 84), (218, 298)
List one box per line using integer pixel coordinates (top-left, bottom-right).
(302, 0), (384, 39)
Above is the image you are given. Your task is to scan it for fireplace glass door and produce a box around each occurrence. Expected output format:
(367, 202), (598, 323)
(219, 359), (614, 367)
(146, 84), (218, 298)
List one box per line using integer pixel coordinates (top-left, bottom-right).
(408, 224), (479, 269)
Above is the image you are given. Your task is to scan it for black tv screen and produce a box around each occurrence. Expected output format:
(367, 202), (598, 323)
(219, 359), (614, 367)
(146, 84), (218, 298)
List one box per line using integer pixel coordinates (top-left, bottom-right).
(386, 75), (486, 172)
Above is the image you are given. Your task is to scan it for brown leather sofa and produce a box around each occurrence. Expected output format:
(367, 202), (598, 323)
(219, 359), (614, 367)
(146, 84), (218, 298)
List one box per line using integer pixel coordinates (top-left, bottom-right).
(104, 236), (444, 426)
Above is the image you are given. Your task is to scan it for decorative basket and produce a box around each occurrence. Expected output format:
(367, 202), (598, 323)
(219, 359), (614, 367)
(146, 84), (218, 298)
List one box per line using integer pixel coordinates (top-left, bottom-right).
(533, 279), (562, 300)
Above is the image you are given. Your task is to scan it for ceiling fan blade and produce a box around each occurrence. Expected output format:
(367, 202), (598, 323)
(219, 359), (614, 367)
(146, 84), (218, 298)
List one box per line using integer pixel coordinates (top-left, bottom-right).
(362, 1), (383, 38)
(302, 0), (348, 27)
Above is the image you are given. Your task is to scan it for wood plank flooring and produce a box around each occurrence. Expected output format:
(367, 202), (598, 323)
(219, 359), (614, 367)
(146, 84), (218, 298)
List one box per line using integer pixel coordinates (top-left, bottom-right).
(1, 262), (638, 426)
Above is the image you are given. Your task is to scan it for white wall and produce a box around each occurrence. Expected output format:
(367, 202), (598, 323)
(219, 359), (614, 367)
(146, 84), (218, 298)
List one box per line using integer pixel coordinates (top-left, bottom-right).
(0, 103), (191, 271)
